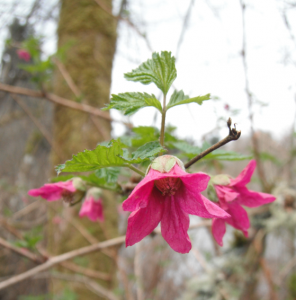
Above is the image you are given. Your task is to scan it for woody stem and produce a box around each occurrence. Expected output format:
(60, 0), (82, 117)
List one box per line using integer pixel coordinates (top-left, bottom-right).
(159, 94), (167, 147)
(185, 118), (241, 169)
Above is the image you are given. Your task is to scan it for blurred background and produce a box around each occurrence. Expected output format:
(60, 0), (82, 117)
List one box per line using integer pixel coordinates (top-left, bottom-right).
(0, 0), (296, 299)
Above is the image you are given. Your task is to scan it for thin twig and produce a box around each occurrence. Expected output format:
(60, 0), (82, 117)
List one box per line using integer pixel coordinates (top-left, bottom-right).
(0, 236), (44, 264)
(93, 0), (152, 51)
(239, 0), (269, 192)
(0, 220), (210, 290)
(12, 94), (64, 160)
(0, 82), (131, 127)
(0, 235), (126, 290)
(39, 272), (119, 300)
(185, 118), (241, 169)
(126, 164), (145, 177)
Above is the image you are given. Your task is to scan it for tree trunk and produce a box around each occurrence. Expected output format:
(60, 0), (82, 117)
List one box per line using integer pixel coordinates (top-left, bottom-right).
(50, 0), (117, 298)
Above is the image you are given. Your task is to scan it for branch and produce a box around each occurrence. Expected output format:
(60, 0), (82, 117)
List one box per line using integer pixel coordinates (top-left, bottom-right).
(0, 236), (44, 264)
(39, 272), (118, 300)
(0, 220), (210, 290)
(0, 235), (126, 290)
(12, 94), (64, 160)
(239, 0), (269, 192)
(0, 82), (131, 127)
(185, 118), (241, 169)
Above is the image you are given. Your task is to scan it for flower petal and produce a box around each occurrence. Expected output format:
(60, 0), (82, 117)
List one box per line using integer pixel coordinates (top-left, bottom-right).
(161, 195), (191, 253)
(236, 187), (276, 208)
(229, 160), (256, 187)
(178, 184), (230, 219)
(28, 184), (63, 201)
(215, 185), (239, 203)
(79, 196), (104, 222)
(126, 188), (164, 246)
(212, 218), (226, 246)
(225, 202), (250, 236)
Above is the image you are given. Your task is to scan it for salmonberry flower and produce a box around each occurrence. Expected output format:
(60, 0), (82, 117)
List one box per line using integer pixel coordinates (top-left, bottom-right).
(79, 188), (104, 222)
(122, 155), (230, 254)
(28, 177), (86, 203)
(211, 160), (276, 246)
(17, 49), (31, 62)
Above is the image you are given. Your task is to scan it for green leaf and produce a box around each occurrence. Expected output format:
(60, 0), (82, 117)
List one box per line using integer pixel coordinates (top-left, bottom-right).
(124, 51), (177, 95)
(166, 90), (211, 110)
(121, 141), (165, 164)
(56, 140), (128, 173)
(172, 141), (252, 161)
(95, 167), (120, 183)
(103, 92), (162, 115)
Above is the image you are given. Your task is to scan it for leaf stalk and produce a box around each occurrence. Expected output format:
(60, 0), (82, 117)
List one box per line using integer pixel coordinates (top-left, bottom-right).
(159, 94), (167, 146)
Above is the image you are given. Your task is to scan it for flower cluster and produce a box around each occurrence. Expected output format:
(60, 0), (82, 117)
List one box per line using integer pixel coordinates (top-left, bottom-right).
(28, 178), (104, 222)
(28, 156), (275, 254)
(211, 160), (275, 246)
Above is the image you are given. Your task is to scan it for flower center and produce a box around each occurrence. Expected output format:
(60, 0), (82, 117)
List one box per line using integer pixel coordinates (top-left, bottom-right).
(154, 177), (182, 196)
(61, 190), (74, 203)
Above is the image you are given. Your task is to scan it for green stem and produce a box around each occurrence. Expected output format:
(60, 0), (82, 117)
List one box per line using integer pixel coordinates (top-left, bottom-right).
(159, 94), (167, 146)
(126, 164), (145, 177)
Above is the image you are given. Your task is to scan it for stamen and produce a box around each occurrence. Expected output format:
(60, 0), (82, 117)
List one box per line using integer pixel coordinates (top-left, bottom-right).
(154, 177), (182, 196)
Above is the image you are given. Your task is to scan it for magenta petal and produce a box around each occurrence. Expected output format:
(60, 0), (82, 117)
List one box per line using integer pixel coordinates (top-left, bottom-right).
(212, 218), (226, 246)
(161, 195), (191, 254)
(126, 188), (164, 246)
(215, 185), (239, 203)
(177, 185), (219, 218)
(54, 181), (76, 192)
(225, 202), (250, 235)
(201, 195), (230, 219)
(28, 184), (64, 201)
(79, 196), (104, 222)
(180, 172), (210, 193)
(122, 181), (154, 212)
(236, 187), (276, 208)
(229, 160), (256, 187)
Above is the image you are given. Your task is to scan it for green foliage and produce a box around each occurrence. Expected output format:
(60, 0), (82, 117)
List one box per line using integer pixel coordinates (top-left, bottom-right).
(103, 92), (162, 115)
(172, 141), (252, 161)
(95, 167), (120, 183)
(259, 151), (281, 166)
(166, 90), (211, 110)
(14, 233), (42, 251)
(120, 141), (166, 164)
(54, 288), (77, 300)
(124, 51), (177, 95)
(56, 139), (164, 174)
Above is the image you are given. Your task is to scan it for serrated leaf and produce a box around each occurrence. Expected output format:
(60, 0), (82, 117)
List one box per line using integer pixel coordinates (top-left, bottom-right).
(103, 92), (162, 115)
(166, 90), (211, 110)
(56, 140), (128, 173)
(121, 141), (165, 164)
(95, 167), (120, 183)
(124, 51), (177, 95)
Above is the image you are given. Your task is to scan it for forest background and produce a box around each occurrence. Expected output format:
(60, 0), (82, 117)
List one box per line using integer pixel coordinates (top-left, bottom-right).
(0, 0), (296, 299)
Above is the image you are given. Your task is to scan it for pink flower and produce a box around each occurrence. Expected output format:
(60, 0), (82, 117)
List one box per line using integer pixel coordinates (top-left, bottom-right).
(28, 178), (86, 203)
(17, 49), (31, 62)
(211, 160), (276, 246)
(122, 155), (230, 254)
(79, 188), (104, 222)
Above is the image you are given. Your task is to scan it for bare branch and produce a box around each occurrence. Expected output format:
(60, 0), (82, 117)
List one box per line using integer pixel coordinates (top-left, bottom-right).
(39, 272), (119, 300)
(184, 118), (241, 169)
(0, 236), (44, 264)
(0, 82), (131, 127)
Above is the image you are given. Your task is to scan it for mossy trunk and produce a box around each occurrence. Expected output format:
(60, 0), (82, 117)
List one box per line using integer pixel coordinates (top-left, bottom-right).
(50, 0), (117, 298)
